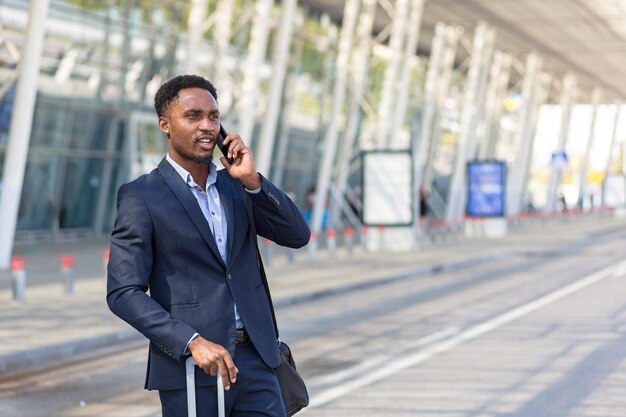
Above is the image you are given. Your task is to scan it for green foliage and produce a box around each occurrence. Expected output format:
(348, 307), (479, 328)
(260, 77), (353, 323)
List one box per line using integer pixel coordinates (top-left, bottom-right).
(65, 0), (190, 29)
(66, 0), (110, 9)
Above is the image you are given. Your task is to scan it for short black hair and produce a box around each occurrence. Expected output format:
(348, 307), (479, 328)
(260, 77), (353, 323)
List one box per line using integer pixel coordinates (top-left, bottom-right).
(154, 74), (218, 117)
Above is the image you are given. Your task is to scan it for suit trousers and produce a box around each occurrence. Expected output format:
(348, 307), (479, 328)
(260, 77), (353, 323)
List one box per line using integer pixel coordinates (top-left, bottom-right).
(159, 342), (287, 417)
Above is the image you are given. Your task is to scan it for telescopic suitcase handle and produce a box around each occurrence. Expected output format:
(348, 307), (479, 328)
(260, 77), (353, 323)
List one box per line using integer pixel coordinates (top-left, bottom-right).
(186, 357), (225, 417)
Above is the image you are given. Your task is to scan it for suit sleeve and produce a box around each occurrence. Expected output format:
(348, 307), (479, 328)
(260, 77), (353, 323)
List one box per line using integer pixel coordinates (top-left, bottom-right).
(106, 184), (196, 362)
(247, 174), (310, 248)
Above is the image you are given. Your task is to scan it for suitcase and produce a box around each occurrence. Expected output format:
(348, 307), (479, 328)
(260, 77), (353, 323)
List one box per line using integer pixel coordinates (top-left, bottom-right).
(185, 357), (225, 417)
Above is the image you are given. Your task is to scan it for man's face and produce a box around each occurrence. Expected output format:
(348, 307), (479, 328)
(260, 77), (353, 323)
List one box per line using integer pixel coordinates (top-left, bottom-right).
(159, 87), (220, 168)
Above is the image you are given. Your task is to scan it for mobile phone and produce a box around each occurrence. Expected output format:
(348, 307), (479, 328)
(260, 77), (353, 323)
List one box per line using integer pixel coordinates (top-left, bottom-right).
(218, 124), (234, 164)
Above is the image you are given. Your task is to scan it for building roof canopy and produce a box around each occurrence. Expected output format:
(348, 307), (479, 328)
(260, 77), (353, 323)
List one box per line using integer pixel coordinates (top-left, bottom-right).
(303, 0), (626, 101)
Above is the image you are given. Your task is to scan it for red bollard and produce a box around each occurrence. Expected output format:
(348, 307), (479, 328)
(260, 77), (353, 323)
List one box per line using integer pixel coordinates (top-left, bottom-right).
(61, 254), (75, 294)
(377, 225), (385, 249)
(262, 238), (273, 267)
(308, 232), (318, 260)
(11, 257), (27, 302)
(103, 248), (110, 277)
(359, 226), (369, 249)
(326, 229), (337, 258)
(344, 227), (355, 255)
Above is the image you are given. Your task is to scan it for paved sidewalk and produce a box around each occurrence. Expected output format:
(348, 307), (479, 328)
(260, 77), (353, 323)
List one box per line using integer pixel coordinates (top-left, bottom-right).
(0, 214), (623, 379)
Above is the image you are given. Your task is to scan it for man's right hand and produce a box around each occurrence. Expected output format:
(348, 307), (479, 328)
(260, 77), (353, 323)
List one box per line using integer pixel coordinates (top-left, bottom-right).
(188, 336), (238, 390)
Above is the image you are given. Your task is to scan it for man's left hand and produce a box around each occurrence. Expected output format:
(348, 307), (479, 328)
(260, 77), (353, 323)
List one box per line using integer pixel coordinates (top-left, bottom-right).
(220, 134), (262, 190)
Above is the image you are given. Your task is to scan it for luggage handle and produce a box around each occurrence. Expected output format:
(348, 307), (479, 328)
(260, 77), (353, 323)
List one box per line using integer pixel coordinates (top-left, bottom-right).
(185, 357), (225, 417)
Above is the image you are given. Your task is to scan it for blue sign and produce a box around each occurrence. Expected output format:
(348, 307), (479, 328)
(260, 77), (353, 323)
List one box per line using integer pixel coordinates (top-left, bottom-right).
(466, 161), (506, 217)
(0, 83), (16, 132)
(550, 150), (568, 170)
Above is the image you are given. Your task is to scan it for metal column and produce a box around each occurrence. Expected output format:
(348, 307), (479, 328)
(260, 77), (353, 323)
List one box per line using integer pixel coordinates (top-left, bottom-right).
(210, 0), (235, 80)
(376, 0), (409, 148)
(479, 51), (512, 160)
(256, 0), (298, 176)
(422, 25), (461, 193)
(0, 0), (50, 270)
(602, 104), (624, 205)
(392, 0), (425, 139)
(272, 17), (304, 188)
(271, 73), (295, 188)
(415, 23), (446, 193)
(238, 0), (274, 144)
(578, 88), (602, 207)
(94, 2), (114, 101)
(329, 0), (377, 228)
(466, 24), (496, 161)
(186, 0), (208, 74)
(505, 54), (544, 217)
(446, 23), (489, 223)
(604, 104), (624, 177)
(545, 73), (577, 213)
(310, 0), (360, 240)
(93, 118), (121, 236)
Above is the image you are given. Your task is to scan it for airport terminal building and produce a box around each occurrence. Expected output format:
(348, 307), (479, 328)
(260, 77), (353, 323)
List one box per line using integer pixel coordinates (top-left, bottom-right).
(1, 0), (625, 259)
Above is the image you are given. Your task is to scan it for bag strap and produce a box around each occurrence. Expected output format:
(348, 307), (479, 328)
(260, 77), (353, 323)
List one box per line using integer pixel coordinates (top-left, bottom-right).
(232, 177), (280, 341)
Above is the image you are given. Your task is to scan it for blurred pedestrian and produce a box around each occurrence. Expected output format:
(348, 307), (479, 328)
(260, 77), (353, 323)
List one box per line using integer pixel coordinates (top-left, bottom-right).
(419, 187), (429, 217)
(107, 74), (310, 417)
(303, 184), (328, 227)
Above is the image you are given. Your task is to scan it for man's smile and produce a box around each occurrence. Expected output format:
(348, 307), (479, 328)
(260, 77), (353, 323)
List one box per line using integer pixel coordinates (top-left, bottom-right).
(196, 134), (216, 150)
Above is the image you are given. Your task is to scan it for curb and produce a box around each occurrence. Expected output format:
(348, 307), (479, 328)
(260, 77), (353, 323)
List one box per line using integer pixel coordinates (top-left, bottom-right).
(0, 328), (144, 381)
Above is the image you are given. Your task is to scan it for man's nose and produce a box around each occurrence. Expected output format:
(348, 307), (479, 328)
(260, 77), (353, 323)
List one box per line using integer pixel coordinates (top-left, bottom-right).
(199, 117), (218, 131)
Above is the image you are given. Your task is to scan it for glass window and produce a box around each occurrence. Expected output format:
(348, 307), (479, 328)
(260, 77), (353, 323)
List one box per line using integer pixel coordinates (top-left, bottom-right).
(59, 157), (104, 229)
(17, 155), (59, 230)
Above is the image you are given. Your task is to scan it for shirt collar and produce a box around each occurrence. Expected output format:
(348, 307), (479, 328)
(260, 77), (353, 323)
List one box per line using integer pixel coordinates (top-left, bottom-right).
(166, 154), (217, 190)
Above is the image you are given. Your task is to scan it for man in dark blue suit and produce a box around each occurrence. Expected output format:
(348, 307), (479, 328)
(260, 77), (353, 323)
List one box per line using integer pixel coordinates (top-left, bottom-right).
(107, 74), (310, 417)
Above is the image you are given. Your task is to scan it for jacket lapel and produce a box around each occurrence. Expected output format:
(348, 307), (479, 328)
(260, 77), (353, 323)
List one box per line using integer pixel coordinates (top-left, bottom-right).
(158, 158), (226, 268)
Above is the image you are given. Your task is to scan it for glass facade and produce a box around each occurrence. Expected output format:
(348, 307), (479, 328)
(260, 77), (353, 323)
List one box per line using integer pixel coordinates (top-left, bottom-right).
(13, 95), (128, 241)
(0, 0), (341, 243)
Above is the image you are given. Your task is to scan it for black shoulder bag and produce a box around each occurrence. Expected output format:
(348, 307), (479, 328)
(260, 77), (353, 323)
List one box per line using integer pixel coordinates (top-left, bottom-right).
(237, 182), (309, 416)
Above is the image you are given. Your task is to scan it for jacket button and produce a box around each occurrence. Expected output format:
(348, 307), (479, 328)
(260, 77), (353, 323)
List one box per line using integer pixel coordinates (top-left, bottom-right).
(228, 273), (232, 280)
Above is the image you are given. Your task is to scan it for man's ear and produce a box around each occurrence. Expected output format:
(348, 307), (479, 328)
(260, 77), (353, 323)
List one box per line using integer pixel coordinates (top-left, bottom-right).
(158, 117), (170, 137)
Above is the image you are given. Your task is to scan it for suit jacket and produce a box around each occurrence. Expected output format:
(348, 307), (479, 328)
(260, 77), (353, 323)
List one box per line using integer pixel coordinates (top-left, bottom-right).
(106, 158), (310, 391)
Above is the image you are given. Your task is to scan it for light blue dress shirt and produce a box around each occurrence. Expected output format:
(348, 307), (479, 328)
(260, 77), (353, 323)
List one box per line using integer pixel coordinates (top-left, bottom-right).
(165, 155), (261, 350)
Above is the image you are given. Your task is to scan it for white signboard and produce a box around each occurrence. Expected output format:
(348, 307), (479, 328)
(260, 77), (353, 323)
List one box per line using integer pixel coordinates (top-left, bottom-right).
(604, 175), (626, 208)
(362, 151), (413, 226)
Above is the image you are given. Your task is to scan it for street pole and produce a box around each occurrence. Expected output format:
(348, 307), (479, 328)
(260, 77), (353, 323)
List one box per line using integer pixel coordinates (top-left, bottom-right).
(0, 0), (50, 270)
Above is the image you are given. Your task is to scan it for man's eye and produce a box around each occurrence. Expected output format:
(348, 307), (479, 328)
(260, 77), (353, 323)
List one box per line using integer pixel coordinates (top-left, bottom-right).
(210, 114), (220, 121)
